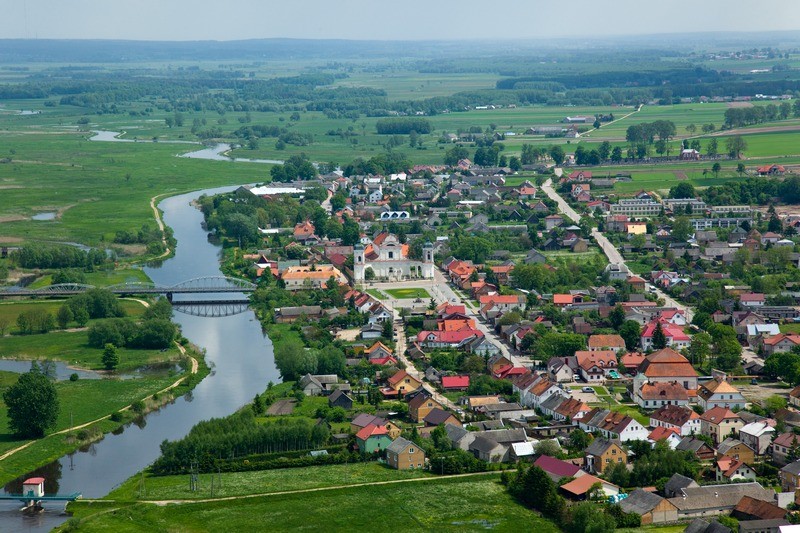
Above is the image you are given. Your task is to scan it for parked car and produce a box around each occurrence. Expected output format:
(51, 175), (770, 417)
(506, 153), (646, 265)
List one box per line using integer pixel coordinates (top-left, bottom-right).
(581, 386), (594, 393)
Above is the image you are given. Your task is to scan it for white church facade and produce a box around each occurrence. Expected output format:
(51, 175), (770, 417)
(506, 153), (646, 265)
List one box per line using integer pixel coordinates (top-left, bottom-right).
(354, 232), (434, 282)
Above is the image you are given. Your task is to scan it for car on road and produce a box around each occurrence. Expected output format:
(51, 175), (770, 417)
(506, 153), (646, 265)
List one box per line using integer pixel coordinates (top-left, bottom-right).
(581, 386), (594, 393)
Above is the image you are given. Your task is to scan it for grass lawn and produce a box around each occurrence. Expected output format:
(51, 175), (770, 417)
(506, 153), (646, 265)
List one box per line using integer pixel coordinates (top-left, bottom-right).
(0, 329), (184, 372)
(0, 373), (179, 484)
(384, 287), (431, 299)
(780, 323), (800, 334)
(0, 299), (146, 334)
(69, 475), (560, 532)
(27, 268), (152, 289)
(365, 288), (387, 300)
(611, 404), (650, 426)
(108, 461), (431, 501)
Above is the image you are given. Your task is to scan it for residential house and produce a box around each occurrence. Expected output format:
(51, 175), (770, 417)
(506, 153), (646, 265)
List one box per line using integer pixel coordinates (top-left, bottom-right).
(620, 352), (646, 374)
(780, 460), (800, 492)
(386, 437), (426, 470)
(553, 397), (591, 424)
(441, 375), (470, 391)
(299, 374), (342, 396)
(790, 385), (800, 408)
(740, 293), (766, 308)
(669, 483), (775, 520)
(293, 220), (317, 243)
(281, 265), (347, 290)
(408, 393), (444, 423)
(772, 432), (800, 465)
(525, 249), (547, 264)
(717, 438), (756, 464)
(578, 408), (649, 442)
(650, 404), (701, 436)
(576, 350), (618, 383)
(547, 357), (577, 383)
(583, 438), (627, 474)
(364, 341), (394, 361)
(635, 381), (690, 409)
(640, 320), (691, 351)
(469, 436), (508, 463)
(698, 377), (747, 410)
(619, 489), (679, 525)
(386, 370), (422, 396)
(445, 424), (475, 451)
(360, 323), (384, 339)
(648, 426), (683, 449)
(715, 457), (757, 482)
(424, 408), (460, 428)
(763, 334), (800, 356)
(545, 215), (564, 230)
(588, 334), (626, 352)
(739, 421), (776, 455)
(701, 407), (744, 445)
(356, 424), (392, 453)
(676, 436), (717, 461)
(350, 414), (402, 439)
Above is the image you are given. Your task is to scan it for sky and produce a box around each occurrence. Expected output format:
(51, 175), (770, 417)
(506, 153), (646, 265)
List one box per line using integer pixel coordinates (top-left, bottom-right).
(2, 0), (800, 41)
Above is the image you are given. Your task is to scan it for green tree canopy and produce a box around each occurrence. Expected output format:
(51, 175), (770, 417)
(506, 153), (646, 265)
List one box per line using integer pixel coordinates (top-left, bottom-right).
(3, 370), (59, 438)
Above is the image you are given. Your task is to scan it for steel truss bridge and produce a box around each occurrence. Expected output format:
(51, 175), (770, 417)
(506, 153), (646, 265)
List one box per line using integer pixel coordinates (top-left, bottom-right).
(0, 276), (256, 317)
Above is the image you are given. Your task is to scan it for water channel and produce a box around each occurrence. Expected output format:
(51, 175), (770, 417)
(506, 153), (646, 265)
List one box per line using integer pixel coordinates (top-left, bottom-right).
(0, 185), (281, 532)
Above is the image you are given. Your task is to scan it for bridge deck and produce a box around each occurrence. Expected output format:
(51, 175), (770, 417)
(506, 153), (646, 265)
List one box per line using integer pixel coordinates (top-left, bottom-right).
(0, 492), (82, 501)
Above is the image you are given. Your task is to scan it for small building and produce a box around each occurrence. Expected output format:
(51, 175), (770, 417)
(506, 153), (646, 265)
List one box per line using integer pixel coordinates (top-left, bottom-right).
(663, 473), (699, 498)
(676, 436), (716, 461)
(386, 437), (425, 470)
(772, 432), (800, 465)
(534, 454), (585, 483)
(441, 375), (470, 391)
(560, 474), (620, 500)
(717, 438), (756, 464)
(583, 438), (627, 474)
(700, 407), (743, 446)
(424, 407), (460, 428)
(22, 478), (45, 499)
(779, 460), (800, 492)
(668, 482), (775, 519)
(715, 457), (756, 482)
(739, 421), (776, 455)
(328, 389), (353, 410)
(619, 488), (679, 525)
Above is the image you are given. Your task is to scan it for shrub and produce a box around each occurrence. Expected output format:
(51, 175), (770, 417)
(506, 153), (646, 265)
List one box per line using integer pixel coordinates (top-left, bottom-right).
(69, 373), (79, 382)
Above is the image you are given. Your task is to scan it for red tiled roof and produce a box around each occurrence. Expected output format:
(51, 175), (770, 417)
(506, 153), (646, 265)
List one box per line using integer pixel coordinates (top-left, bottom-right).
(588, 334), (625, 349)
(700, 406), (740, 424)
(441, 375), (470, 389)
(648, 426), (680, 441)
(641, 321), (690, 341)
(764, 333), (800, 347)
(356, 423), (388, 441)
(478, 294), (524, 305)
(639, 381), (688, 401)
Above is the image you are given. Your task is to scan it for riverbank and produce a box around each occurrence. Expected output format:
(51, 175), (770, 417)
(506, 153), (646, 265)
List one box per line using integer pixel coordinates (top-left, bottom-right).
(0, 344), (207, 487)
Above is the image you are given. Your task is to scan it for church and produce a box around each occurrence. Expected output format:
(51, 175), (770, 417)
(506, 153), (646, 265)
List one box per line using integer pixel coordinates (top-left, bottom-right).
(353, 232), (434, 282)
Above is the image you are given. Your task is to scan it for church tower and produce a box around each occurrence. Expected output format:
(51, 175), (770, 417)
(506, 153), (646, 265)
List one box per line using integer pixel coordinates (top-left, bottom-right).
(354, 242), (365, 282)
(422, 241), (434, 279)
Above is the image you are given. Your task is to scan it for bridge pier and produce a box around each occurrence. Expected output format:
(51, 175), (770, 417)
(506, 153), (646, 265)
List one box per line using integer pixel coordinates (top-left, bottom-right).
(166, 292), (173, 302)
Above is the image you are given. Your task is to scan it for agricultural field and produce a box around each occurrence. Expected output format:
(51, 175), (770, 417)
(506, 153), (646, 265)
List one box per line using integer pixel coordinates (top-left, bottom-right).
(68, 474), (560, 532)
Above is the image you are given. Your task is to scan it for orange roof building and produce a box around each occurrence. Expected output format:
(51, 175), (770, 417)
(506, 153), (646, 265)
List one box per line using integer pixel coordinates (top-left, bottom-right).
(281, 265), (347, 290)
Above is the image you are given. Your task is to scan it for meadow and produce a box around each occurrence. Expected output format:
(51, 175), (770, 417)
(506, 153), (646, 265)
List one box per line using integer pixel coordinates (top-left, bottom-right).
(68, 474), (563, 532)
(384, 287), (431, 299)
(107, 461), (431, 501)
(0, 298), (145, 334)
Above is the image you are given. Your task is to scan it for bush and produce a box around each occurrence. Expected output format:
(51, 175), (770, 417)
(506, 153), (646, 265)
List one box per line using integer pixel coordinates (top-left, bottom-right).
(110, 411), (124, 422)
(131, 400), (146, 413)
(69, 373), (79, 382)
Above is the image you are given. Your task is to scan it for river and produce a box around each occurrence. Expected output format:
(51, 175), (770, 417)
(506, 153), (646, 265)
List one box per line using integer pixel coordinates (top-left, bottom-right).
(0, 186), (281, 532)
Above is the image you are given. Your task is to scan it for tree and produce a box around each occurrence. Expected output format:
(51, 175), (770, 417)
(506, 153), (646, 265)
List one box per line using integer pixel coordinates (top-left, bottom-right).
(56, 305), (73, 329)
(686, 123), (696, 134)
(610, 146), (623, 162)
(609, 305), (626, 330)
(222, 212), (258, 248)
(535, 439), (561, 457)
(737, 163), (746, 176)
(726, 135), (747, 158)
(706, 137), (719, 157)
(671, 216), (692, 243)
(549, 145), (565, 166)
(611, 319), (638, 351)
(252, 393), (264, 415)
(567, 502), (617, 533)
(712, 162), (721, 178)
(3, 370), (59, 438)
(598, 141), (611, 161)
(382, 319), (393, 339)
(688, 332), (712, 366)
(102, 343), (120, 370)
(669, 182), (696, 199)
(652, 322), (667, 350)
(715, 337), (742, 371)
(444, 146), (469, 167)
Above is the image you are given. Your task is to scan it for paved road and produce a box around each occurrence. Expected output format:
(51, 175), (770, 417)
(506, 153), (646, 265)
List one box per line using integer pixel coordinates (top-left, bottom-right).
(542, 177), (695, 322)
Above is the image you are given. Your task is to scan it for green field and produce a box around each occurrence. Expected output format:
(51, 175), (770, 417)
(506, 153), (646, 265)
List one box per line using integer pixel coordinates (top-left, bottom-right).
(384, 287), (431, 299)
(68, 474), (560, 532)
(0, 371), (178, 483)
(365, 288), (387, 300)
(108, 461), (430, 501)
(0, 299), (146, 334)
(27, 268), (152, 289)
(0, 329), (184, 372)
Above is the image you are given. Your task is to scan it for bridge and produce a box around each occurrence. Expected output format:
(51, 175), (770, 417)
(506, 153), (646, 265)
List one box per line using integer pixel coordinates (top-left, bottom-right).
(0, 276), (257, 317)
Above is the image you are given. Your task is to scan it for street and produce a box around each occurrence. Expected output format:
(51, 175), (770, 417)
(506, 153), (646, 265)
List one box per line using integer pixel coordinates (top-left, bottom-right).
(542, 177), (694, 322)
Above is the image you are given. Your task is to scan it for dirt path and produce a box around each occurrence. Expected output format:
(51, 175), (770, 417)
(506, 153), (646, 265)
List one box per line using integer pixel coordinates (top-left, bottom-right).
(83, 471), (499, 506)
(577, 105), (642, 138)
(149, 193), (173, 261)
(674, 171), (689, 180)
(0, 342), (199, 463)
